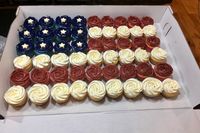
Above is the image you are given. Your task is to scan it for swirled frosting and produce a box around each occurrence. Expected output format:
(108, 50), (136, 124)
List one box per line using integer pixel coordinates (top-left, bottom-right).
(119, 49), (135, 64)
(70, 80), (87, 100)
(143, 25), (156, 37)
(151, 47), (167, 63)
(51, 83), (70, 103)
(123, 78), (142, 98)
(88, 26), (102, 39)
(28, 84), (50, 105)
(33, 54), (51, 69)
(87, 50), (103, 65)
(69, 52), (87, 66)
(106, 79), (123, 98)
(103, 50), (118, 65)
(13, 55), (32, 71)
(142, 77), (163, 97)
(162, 78), (180, 97)
(88, 80), (106, 101)
(135, 48), (150, 63)
(51, 53), (69, 67)
(102, 26), (116, 38)
(130, 26), (143, 37)
(117, 26), (130, 38)
(4, 85), (27, 106)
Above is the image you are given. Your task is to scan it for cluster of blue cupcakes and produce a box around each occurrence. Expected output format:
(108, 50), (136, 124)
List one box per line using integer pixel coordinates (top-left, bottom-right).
(16, 16), (88, 57)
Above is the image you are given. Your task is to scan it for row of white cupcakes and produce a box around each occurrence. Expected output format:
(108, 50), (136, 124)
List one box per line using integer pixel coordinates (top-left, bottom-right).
(88, 25), (157, 39)
(4, 77), (180, 107)
(13, 47), (167, 71)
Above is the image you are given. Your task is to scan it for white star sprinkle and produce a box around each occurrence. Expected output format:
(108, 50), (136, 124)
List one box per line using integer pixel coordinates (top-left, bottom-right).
(77, 42), (82, 47)
(60, 29), (66, 34)
(59, 43), (65, 48)
(77, 18), (82, 23)
(28, 19), (33, 24)
(22, 43), (29, 49)
(42, 29), (48, 34)
(23, 30), (30, 36)
(40, 43), (46, 48)
(77, 29), (83, 34)
(44, 17), (50, 23)
(61, 17), (66, 23)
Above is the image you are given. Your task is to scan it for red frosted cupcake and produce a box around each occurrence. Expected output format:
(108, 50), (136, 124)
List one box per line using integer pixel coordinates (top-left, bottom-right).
(102, 37), (116, 51)
(131, 37), (146, 51)
(127, 16), (141, 28)
(102, 16), (114, 26)
(87, 16), (102, 28)
(102, 65), (119, 81)
(120, 64), (136, 81)
(146, 36), (160, 52)
(10, 69), (31, 88)
(88, 38), (104, 52)
(70, 66), (85, 82)
(86, 65), (102, 82)
(117, 38), (131, 50)
(141, 16), (154, 27)
(114, 16), (127, 27)
(50, 66), (68, 84)
(136, 63), (153, 81)
(154, 63), (173, 81)
(30, 68), (50, 85)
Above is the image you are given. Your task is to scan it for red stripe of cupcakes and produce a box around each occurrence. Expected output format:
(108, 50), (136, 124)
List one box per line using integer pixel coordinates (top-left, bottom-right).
(70, 66), (85, 82)
(102, 37), (116, 51)
(141, 16), (154, 27)
(50, 66), (68, 84)
(30, 68), (50, 85)
(87, 16), (102, 28)
(120, 64), (136, 81)
(86, 65), (102, 82)
(136, 63), (154, 81)
(127, 16), (141, 28)
(117, 38), (132, 50)
(102, 65), (119, 81)
(114, 16), (127, 28)
(88, 38), (104, 52)
(102, 16), (114, 27)
(131, 37), (146, 51)
(146, 36), (160, 52)
(154, 63), (173, 81)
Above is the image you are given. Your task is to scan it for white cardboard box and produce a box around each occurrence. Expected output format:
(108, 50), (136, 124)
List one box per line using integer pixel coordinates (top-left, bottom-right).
(0, 6), (200, 133)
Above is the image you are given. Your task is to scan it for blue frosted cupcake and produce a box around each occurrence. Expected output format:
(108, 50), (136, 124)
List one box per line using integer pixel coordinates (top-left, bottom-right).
(34, 40), (53, 55)
(19, 29), (35, 42)
(71, 39), (88, 52)
(56, 15), (72, 28)
(23, 17), (39, 31)
(54, 41), (72, 55)
(55, 27), (71, 42)
(39, 16), (55, 29)
(37, 28), (54, 42)
(72, 16), (87, 28)
(16, 41), (34, 57)
(71, 26), (87, 41)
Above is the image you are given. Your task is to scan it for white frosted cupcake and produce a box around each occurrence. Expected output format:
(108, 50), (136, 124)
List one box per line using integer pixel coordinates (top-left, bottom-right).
(142, 77), (163, 97)
(33, 54), (51, 69)
(143, 25), (156, 37)
(102, 26), (116, 38)
(51, 53), (69, 67)
(88, 26), (102, 39)
(106, 79), (123, 99)
(70, 80), (87, 100)
(88, 80), (106, 101)
(87, 50), (103, 65)
(117, 26), (130, 38)
(150, 47), (167, 64)
(4, 85), (27, 107)
(130, 26), (143, 38)
(162, 78), (180, 98)
(69, 52), (87, 66)
(134, 48), (150, 63)
(123, 78), (142, 98)
(103, 50), (118, 65)
(51, 83), (70, 104)
(13, 55), (32, 71)
(28, 84), (50, 105)
(119, 49), (135, 64)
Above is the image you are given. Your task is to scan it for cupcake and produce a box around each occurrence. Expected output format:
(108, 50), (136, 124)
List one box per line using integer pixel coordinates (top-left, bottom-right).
(123, 78), (142, 98)
(127, 16), (141, 28)
(87, 50), (103, 65)
(88, 38), (103, 52)
(4, 85), (27, 107)
(72, 15), (87, 28)
(87, 16), (102, 28)
(69, 52), (87, 66)
(19, 29), (35, 42)
(141, 16), (154, 27)
(146, 36), (160, 52)
(119, 49), (135, 64)
(23, 17), (38, 31)
(106, 79), (123, 99)
(86, 65), (102, 82)
(131, 37), (146, 51)
(28, 84), (50, 105)
(71, 39), (88, 53)
(102, 65), (119, 81)
(102, 37), (116, 51)
(55, 27), (71, 42)
(16, 41), (34, 57)
(10, 69), (31, 88)
(88, 80), (106, 101)
(55, 15), (72, 28)
(33, 54), (51, 69)
(71, 26), (87, 41)
(103, 50), (118, 65)
(154, 63), (173, 81)
(34, 40), (53, 55)
(88, 26), (102, 39)
(13, 55), (32, 71)
(39, 16), (55, 29)
(51, 83), (70, 104)
(50, 67), (68, 84)
(114, 16), (127, 27)
(143, 25), (156, 37)
(117, 26), (130, 39)
(70, 80), (87, 100)
(70, 66), (85, 82)
(102, 26), (116, 38)
(51, 53), (69, 67)
(37, 28), (54, 42)
(30, 68), (50, 85)
(129, 26), (143, 38)
(116, 38), (132, 50)
(136, 62), (154, 81)
(54, 41), (72, 55)
(120, 64), (136, 81)
(102, 16), (114, 27)
(162, 78), (180, 98)
(150, 47), (167, 64)
(142, 77), (163, 97)
(134, 48), (150, 63)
